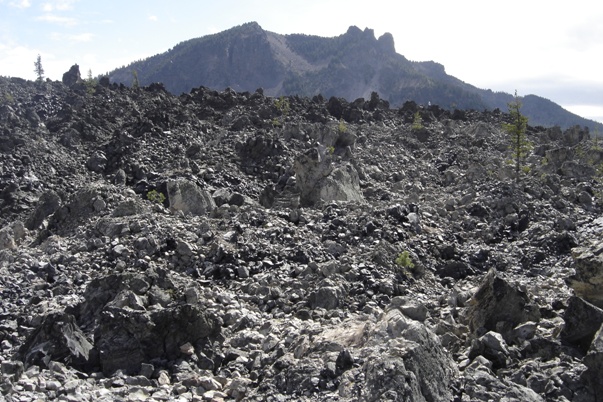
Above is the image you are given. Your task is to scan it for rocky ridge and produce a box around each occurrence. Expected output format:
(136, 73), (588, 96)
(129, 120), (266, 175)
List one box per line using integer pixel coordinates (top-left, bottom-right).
(1, 71), (603, 401)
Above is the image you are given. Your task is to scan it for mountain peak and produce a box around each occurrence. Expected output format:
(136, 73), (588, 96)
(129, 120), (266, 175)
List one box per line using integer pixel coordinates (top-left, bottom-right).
(345, 25), (377, 40)
(106, 24), (602, 131)
(378, 32), (395, 53)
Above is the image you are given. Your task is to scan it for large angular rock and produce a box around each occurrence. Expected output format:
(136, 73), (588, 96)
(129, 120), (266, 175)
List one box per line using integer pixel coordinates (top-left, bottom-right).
(463, 364), (544, 402)
(97, 304), (220, 376)
(25, 190), (61, 230)
(167, 179), (216, 216)
(569, 240), (603, 308)
(294, 147), (363, 207)
(18, 313), (96, 371)
(47, 186), (104, 235)
(583, 323), (603, 400)
(62, 64), (82, 87)
(0, 226), (15, 250)
(467, 270), (541, 341)
(561, 296), (603, 352)
(70, 271), (221, 376)
(359, 306), (458, 402)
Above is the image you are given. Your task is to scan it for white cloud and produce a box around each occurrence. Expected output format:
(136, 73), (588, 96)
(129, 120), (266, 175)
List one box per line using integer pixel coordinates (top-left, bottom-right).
(42, 0), (77, 12)
(148, 15), (158, 22)
(9, 0), (31, 8)
(564, 105), (603, 124)
(50, 32), (93, 43)
(0, 43), (43, 79)
(35, 14), (77, 26)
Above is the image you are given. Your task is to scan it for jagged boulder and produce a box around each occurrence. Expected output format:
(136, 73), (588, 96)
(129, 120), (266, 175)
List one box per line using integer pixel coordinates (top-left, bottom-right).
(47, 271), (224, 376)
(561, 296), (603, 352)
(17, 313), (96, 371)
(48, 186), (103, 235)
(97, 303), (220, 376)
(167, 179), (216, 216)
(583, 324), (603, 400)
(462, 363), (544, 402)
(569, 240), (603, 308)
(294, 147), (363, 206)
(0, 226), (15, 250)
(467, 270), (541, 341)
(61, 64), (82, 87)
(358, 305), (459, 401)
(25, 190), (61, 230)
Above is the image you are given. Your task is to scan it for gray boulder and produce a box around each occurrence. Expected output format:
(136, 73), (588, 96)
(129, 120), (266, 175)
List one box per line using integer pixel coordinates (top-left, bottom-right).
(25, 190), (61, 230)
(561, 296), (603, 352)
(583, 323), (603, 400)
(18, 313), (96, 371)
(97, 304), (220, 376)
(294, 147), (363, 207)
(61, 64), (82, 87)
(359, 305), (458, 401)
(467, 270), (541, 341)
(167, 179), (216, 216)
(463, 363), (544, 402)
(569, 240), (603, 308)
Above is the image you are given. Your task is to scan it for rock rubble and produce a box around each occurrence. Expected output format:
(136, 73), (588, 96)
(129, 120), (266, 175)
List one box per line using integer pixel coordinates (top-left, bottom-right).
(1, 73), (603, 401)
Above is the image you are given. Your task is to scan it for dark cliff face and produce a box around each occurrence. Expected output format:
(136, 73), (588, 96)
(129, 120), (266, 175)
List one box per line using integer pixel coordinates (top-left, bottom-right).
(107, 22), (603, 131)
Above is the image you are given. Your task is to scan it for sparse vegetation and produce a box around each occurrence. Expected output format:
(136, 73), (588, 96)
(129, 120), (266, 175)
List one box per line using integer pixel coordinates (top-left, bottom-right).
(2, 91), (14, 105)
(338, 118), (347, 133)
(147, 190), (166, 204)
(395, 250), (414, 269)
(274, 96), (290, 116)
(411, 111), (424, 131)
(132, 70), (140, 89)
(273, 96), (290, 127)
(85, 69), (98, 95)
(34, 55), (44, 82)
(503, 90), (531, 182)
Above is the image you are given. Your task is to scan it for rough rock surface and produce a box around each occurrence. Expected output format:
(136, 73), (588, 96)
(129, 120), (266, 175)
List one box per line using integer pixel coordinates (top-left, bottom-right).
(1, 75), (603, 401)
(569, 239), (603, 308)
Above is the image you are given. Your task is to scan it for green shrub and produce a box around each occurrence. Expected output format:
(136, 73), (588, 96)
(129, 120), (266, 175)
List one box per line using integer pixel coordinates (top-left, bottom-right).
(395, 251), (414, 269)
(147, 190), (166, 204)
(411, 112), (424, 131)
(2, 92), (14, 104)
(274, 96), (290, 115)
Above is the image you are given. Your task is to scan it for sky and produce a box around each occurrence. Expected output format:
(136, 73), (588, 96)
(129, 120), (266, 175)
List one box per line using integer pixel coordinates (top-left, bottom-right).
(1, 0), (602, 123)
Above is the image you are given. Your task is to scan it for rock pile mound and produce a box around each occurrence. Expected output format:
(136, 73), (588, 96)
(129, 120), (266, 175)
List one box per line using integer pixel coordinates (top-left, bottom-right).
(1, 74), (603, 401)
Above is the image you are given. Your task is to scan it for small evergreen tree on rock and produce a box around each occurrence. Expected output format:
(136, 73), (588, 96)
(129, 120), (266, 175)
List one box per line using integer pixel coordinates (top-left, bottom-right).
(34, 54), (44, 82)
(504, 90), (531, 182)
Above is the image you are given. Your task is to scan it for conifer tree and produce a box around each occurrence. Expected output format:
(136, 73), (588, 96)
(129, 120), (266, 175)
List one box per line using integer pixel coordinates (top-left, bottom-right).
(503, 90), (531, 182)
(132, 70), (140, 89)
(34, 54), (44, 82)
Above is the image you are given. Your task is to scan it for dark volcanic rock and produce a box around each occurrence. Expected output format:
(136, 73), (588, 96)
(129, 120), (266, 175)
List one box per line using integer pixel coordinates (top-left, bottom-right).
(561, 296), (603, 352)
(61, 64), (82, 87)
(569, 240), (603, 308)
(0, 76), (602, 401)
(18, 313), (95, 371)
(467, 270), (541, 340)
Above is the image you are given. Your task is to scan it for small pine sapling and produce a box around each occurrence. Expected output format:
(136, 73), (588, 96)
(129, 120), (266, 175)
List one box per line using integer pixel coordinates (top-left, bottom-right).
(503, 91), (531, 182)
